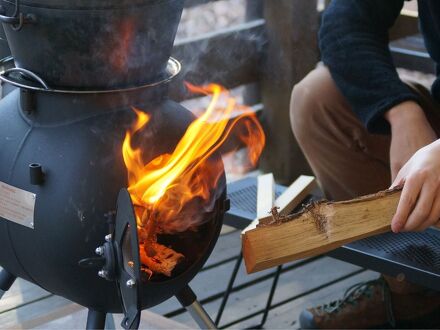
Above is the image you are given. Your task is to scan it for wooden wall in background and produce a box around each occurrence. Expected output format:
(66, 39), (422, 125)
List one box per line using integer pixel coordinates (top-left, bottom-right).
(171, 0), (319, 184)
(259, 0), (318, 183)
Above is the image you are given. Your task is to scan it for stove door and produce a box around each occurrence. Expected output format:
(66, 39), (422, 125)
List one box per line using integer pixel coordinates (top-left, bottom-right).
(114, 189), (141, 330)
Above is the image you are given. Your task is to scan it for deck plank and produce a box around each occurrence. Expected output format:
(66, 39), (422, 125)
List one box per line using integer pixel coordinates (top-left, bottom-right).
(203, 229), (241, 267)
(168, 257), (365, 327)
(0, 275), (49, 314)
(236, 270), (378, 329)
(0, 295), (78, 329)
(32, 309), (190, 330)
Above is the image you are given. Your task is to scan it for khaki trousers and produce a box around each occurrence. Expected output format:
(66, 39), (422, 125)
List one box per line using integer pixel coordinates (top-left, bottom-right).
(290, 65), (440, 202)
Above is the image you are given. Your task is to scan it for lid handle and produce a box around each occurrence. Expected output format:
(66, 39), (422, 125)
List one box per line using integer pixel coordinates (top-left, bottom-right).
(3, 67), (49, 89)
(0, 0), (36, 31)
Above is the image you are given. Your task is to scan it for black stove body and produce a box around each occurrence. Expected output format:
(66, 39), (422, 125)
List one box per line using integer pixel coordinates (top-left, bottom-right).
(0, 1), (227, 329)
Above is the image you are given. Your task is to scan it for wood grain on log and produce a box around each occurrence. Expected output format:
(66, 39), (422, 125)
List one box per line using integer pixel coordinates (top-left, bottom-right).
(242, 188), (402, 273)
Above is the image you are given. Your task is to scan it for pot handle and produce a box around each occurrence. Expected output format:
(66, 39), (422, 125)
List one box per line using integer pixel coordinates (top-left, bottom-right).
(3, 68), (49, 89)
(0, 0), (36, 31)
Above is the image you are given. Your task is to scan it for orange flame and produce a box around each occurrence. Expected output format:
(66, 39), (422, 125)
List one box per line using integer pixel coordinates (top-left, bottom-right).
(122, 83), (265, 276)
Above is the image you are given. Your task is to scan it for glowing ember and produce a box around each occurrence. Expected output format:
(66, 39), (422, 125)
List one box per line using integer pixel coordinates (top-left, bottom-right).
(122, 83), (265, 277)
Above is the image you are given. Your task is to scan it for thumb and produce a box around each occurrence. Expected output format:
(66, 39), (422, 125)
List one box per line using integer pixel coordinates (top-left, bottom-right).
(390, 169), (405, 189)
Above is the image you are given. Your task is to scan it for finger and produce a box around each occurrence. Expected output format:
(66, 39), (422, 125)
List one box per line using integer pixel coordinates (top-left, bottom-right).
(414, 187), (440, 231)
(390, 165), (407, 189)
(391, 175), (423, 233)
(391, 163), (403, 184)
(403, 180), (437, 232)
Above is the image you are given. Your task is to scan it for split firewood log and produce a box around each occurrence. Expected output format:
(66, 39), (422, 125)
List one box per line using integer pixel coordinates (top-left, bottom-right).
(242, 187), (402, 273)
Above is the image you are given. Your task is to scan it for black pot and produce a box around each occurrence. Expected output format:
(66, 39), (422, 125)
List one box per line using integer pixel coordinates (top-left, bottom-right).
(0, 0), (184, 89)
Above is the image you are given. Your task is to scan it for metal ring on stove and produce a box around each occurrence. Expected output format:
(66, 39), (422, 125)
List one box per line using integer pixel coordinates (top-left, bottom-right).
(4, 67), (49, 89)
(0, 0), (37, 31)
(0, 56), (182, 94)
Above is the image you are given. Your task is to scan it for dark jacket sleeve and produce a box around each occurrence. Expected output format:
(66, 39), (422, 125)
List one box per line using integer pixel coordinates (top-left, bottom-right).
(319, 0), (420, 134)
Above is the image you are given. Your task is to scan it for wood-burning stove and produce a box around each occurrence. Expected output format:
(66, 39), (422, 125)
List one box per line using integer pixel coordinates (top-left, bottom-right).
(0, 1), (232, 329)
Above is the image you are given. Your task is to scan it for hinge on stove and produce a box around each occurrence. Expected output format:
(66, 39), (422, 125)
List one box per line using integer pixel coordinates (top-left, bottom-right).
(78, 233), (117, 281)
(79, 190), (141, 330)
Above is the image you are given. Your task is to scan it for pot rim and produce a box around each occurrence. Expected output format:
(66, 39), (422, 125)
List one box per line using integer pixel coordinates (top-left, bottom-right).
(0, 56), (181, 94)
(2, 0), (179, 10)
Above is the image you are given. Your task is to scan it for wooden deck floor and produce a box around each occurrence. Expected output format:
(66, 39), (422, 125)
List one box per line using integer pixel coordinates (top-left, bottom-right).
(0, 228), (378, 329)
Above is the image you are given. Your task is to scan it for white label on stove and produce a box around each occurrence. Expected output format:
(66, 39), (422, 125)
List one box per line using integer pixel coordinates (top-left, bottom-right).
(0, 181), (36, 229)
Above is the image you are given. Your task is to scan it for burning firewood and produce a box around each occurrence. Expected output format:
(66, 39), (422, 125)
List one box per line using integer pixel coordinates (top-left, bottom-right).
(140, 242), (184, 277)
(242, 187), (402, 273)
(123, 85), (266, 278)
(136, 206), (185, 277)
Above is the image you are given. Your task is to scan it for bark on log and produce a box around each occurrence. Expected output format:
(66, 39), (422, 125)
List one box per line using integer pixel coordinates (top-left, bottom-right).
(242, 188), (402, 273)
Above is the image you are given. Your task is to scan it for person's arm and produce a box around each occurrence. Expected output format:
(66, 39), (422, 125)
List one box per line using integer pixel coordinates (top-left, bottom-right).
(319, 0), (419, 134)
(385, 102), (437, 180)
(321, 0), (440, 231)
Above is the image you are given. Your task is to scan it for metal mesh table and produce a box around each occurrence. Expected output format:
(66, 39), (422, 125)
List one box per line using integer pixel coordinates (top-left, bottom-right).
(225, 177), (440, 291)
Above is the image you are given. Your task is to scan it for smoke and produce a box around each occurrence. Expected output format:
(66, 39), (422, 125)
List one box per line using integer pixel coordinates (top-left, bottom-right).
(171, 0), (266, 95)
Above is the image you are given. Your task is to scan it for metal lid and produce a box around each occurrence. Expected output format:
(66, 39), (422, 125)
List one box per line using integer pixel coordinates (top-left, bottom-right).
(2, 0), (174, 9)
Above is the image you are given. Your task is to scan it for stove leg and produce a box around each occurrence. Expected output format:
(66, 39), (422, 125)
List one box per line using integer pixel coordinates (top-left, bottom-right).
(86, 309), (107, 330)
(176, 286), (217, 330)
(0, 269), (16, 300)
(105, 314), (115, 330)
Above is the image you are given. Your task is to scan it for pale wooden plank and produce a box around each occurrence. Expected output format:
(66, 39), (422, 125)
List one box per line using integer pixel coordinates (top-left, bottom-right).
(2, 293), (189, 329)
(0, 295), (77, 329)
(257, 174), (275, 220)
(258, 175), (316, 224)
(242, 173), (275, 234)
(274, 176), (316, 217)
(32, 308), (190, 330)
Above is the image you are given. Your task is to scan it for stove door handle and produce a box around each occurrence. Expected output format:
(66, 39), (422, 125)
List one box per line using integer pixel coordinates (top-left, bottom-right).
(3, 68), (49, 89)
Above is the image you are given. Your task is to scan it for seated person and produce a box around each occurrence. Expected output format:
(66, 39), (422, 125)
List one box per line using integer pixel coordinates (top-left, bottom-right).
(290, 0), (440, 328)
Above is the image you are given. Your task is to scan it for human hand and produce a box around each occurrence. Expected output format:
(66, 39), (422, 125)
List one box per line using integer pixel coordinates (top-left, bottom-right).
(385, 101), (437, 180)
(389, 140), (440, 232)
(384, 101), (440, 232)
